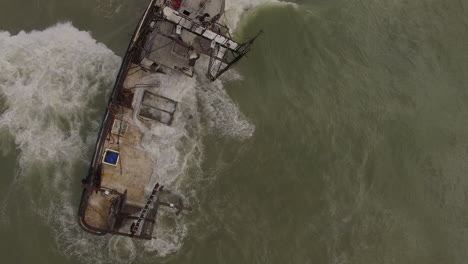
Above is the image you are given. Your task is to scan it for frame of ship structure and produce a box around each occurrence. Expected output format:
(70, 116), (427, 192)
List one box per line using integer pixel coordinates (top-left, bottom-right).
(78, 0), (260, 240)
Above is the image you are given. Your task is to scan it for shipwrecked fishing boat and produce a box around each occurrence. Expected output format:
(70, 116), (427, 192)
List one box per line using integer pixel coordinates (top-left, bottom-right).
(78, 0), (260, 239)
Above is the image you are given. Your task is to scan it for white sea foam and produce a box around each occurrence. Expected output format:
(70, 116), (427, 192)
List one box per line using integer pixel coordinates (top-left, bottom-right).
(108, 236), (137, 263)
(196, 76), (255, 139)
(142, 209), (189, 257)
(0, 23), (120, 166)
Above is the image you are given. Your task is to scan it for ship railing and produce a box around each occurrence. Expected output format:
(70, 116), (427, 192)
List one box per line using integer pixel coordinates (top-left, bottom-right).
(130, 0), (158, 50)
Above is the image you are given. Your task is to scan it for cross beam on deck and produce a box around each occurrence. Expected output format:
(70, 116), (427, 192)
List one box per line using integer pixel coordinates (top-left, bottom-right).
(162, 6), (239, 50)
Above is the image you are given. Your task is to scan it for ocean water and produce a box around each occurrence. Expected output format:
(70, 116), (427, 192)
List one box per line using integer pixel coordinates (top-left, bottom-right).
(1, 0), (468, 263)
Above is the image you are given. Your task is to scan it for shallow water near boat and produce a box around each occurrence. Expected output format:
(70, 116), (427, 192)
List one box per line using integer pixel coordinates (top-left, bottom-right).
(1, 0), (468, 263)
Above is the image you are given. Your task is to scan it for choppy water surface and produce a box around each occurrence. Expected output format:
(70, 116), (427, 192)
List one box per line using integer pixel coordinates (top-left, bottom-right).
(1, 0), (468, 263)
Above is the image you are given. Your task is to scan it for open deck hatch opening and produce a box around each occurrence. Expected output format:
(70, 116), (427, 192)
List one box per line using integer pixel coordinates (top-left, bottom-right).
(111, 119), (128, 136)
(138, 90), (178, 125)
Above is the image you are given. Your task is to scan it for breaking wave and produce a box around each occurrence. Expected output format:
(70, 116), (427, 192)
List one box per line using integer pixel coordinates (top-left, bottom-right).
(224, 0), (298, 29)
(0, 23), (120, 166)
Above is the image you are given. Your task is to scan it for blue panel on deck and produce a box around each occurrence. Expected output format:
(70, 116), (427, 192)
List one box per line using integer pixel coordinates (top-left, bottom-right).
(104, 151), (119, 165)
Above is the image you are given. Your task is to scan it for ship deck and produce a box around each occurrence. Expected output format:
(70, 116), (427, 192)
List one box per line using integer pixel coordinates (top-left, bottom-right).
(84, 105), (155, 229)
(83, 59), (189, 232)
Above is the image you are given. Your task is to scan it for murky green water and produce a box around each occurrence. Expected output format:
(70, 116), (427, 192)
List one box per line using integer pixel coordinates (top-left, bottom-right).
(1, 0), (468, 263)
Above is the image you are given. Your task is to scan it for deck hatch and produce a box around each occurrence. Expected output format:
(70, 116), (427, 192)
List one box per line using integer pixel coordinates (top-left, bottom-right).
(139, 91), (178, 125)
(111, 119), (128, 136)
